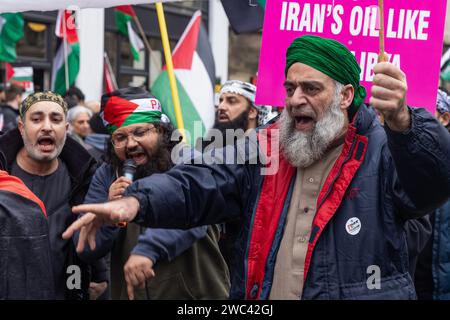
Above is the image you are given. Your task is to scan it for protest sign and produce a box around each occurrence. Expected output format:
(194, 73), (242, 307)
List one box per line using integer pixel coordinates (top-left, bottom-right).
(256, 0), (448, 113)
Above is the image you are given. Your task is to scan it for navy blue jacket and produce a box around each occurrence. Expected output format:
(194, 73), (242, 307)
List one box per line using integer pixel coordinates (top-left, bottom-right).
(126, 105), (450, 299)
(431, 200), (450, 299)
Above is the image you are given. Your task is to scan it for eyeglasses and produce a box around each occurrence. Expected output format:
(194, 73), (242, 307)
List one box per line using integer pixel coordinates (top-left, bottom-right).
(111, 125), (157, 148)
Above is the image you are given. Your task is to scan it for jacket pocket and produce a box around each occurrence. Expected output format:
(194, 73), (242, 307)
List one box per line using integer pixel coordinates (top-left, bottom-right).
(147, 272), (196, 300)
(340, 272), (416, 300)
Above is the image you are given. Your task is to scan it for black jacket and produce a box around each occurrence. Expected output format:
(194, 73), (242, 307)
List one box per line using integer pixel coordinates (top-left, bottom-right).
(0, 128), (105, 299)
(0, 103), (19, 132)
(0, 171), (55, 299)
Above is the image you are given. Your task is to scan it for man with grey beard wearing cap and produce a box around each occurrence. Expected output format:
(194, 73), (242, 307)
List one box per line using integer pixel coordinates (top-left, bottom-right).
(0, 91), (108, 300)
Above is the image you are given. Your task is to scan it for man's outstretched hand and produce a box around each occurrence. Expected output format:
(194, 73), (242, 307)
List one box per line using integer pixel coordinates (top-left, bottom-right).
(62, 196), (140, 252)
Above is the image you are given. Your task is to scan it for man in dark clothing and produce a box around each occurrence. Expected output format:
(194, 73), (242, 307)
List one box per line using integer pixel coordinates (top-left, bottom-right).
(75, 87), (230, 300)
(414, 89), (450, 300)
(0, 91), (107, 300)
(0, 84), (23, 132)
(199, 80), (272, 270)
(0, 170), (54, 299)
(65, 36), (450, 300)
(64, 86), (85, 109)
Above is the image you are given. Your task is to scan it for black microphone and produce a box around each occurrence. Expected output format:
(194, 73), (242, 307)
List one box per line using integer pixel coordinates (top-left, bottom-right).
(122, 159), (137, 182)
(116, 159), (137, 228)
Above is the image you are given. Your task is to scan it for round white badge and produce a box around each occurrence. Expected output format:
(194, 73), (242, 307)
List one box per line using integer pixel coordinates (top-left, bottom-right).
(345, 217), (361, 236)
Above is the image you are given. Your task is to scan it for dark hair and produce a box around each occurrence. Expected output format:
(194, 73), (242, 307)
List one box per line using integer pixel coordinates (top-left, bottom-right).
(105, 121), (178, 176)
(65, 86), (85, 101)
(89, 113), (109, 134)
(5, 84), (24, 102)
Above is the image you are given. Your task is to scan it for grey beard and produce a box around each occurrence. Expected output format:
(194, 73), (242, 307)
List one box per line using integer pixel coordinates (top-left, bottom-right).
(280, 97), (345, 168)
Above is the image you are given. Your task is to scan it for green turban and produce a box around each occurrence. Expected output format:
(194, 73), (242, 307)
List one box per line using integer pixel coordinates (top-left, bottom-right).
(285, 35), (366, 118)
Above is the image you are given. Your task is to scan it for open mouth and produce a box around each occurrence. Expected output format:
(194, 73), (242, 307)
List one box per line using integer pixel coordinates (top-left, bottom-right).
(294, 116), (315, 131)
(37, 137), (56, 153)
(218, 113), (229, 121)
(128, 152), (147, 164)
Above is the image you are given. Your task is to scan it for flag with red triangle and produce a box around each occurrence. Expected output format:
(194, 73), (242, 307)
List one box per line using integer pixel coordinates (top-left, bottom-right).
(114, 5), (144, 61)
(151, 10), (216, 145)
(51, 10), (80, 96)
(104, 53), (118, 94)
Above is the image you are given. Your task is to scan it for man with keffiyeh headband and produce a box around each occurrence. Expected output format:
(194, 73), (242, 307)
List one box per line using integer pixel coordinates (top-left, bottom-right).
(66, 36), (450, 300)
(214, 80), (271, 134)
(72, 87), (230, 300)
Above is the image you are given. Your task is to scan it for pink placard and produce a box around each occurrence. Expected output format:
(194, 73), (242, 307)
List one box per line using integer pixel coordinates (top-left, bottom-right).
(256, 0), (448, 113)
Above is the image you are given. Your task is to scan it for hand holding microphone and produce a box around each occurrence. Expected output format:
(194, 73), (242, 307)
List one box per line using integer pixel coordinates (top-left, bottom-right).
(108, 159), (137, 201)
(108, 159), (137, 227)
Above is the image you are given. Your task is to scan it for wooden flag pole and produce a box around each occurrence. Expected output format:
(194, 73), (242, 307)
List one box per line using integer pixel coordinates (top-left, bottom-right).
(155, 2), (186, 141)
(132, 12), (165, 91)
(377, 0), (388, 63)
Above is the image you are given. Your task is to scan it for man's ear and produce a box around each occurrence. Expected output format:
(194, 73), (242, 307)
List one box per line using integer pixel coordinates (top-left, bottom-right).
(340, 84), (355, 110)
(248, 105), (258, 121)
(18, 118), (25, 136)
(442, 112), (450, 127)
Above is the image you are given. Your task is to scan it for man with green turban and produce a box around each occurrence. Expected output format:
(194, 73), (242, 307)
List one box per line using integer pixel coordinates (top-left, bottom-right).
(65, 36), (450, 300)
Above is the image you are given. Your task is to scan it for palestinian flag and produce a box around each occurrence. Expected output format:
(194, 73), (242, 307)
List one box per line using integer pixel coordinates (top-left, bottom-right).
(51, 10), (80, 96)
(6, 63), (34, 94)
(104, 52), (118, 94)
(151, 10), (216, 145)
(220, 0), (265, 34)
(0, 13), (24, 62)
(101, 95), (162, 134)
(114, 6), (144, 61)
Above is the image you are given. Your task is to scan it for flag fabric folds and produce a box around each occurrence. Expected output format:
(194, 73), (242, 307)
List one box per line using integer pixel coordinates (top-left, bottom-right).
(114, 6), (145, 61)
(0, 13), (24, 62)
(0, 0), (182, 13)
(151, 10), (216, 145)
(220, 0), (265, 34)
(51, 10), (80, 96)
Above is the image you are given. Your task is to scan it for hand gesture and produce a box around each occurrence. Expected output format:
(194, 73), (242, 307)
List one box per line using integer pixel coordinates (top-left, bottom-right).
(124, 255), (156, 300)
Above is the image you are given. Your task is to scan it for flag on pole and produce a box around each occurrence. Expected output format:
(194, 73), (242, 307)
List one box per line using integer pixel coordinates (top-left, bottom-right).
(51, 10), (80, 96)
(220, 0), (265, 34)
(0, 13), (24, 62)
(104, 52), (118, 93)
(114, 6), (144, 61)
(5, 63), (34, 95)
(0, 0), (183, 13)
(151, 10), (216, 145)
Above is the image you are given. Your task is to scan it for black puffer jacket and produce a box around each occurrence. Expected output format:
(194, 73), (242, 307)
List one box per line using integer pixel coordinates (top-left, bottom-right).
(0, 170), (55, 299)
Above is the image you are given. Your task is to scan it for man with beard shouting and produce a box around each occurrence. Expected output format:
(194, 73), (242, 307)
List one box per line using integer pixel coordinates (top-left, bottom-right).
(214, 80), (271, 135)
(0, 92), (107, 300)
(64, 35), (450, 300)
(72, 87), (230, 300)
(199, 80), (272, 270)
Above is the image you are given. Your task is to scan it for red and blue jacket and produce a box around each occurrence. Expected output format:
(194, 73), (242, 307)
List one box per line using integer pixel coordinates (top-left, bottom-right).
(126, 105), (450, 299)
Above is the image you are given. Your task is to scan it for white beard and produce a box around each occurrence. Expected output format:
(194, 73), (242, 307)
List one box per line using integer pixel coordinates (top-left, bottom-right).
(280, 95), (345, 168)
